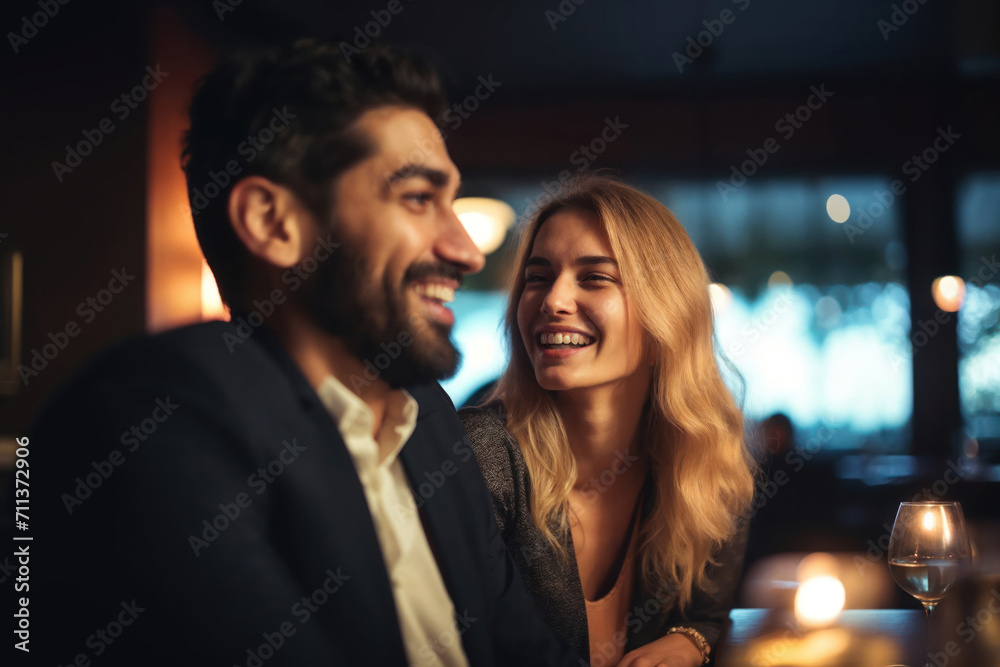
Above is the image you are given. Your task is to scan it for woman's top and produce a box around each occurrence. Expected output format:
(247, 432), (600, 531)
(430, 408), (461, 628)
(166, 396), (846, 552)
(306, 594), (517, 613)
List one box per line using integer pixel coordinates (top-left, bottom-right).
(583, 495), (643, 666)
(458, 401), (750, 663)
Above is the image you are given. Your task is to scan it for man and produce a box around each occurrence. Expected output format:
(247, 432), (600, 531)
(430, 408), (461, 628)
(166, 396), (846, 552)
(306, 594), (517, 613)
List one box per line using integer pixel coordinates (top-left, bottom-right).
(32, 40), (579, 666)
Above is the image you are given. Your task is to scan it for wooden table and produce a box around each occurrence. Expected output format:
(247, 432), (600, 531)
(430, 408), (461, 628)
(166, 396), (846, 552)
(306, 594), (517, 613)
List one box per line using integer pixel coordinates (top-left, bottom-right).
(715, 609), (925, 666)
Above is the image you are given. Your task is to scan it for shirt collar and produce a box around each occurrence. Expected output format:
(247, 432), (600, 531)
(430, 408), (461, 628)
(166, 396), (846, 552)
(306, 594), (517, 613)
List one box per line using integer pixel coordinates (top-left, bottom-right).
(317, 372), (418, 466)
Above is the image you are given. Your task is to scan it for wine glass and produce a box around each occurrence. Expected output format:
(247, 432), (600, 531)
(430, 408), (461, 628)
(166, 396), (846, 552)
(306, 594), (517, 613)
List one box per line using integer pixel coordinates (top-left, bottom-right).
(889, 502), (971, 666)
(888, 501), (971, 619)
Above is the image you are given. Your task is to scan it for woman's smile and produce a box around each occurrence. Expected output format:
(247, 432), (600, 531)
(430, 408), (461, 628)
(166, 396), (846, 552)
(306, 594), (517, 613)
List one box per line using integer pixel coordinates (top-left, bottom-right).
(517, 208), (647, 392)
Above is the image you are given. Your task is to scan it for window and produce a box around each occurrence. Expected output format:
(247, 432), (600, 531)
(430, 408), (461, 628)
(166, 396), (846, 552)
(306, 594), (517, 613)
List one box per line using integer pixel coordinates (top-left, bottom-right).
(653, 177), (911, 451)
(957, 173), (1000, 446)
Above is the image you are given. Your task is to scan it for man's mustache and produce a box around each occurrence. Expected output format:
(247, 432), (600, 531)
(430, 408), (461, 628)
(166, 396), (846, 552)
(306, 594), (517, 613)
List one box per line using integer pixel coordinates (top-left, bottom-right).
(404, 262), (464, 286)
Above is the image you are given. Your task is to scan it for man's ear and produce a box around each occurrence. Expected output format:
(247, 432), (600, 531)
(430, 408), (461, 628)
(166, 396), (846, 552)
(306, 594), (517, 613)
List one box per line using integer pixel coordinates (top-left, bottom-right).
(227, 175), (313, 269)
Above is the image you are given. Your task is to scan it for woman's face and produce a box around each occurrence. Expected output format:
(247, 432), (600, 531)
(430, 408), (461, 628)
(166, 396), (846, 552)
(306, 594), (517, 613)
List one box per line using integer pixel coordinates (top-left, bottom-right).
(516, 208), (650, 394)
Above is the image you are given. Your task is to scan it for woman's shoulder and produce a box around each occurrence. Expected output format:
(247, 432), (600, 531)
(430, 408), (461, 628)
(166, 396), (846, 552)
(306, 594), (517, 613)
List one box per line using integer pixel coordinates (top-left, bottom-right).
(458, 400), (526, 533)
(458, 398), (507, 427)
(459, 400), (515, 458)
(459, 399), (524, 465)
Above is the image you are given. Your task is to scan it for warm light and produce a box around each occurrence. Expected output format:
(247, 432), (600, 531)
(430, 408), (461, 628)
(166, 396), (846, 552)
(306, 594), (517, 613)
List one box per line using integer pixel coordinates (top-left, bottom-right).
(826, 194), (851, 223)
(768, 271), (792, 288)
(454, 197), (515, 255)
(709, 283), (732, 314)
(794, 575), (846, 628)
(932, 275), (966, 312)
(923, 510), (936, 532)
(797, 552), (840, 582)
(146, 8), (215, 332)
(201, 262), (228, 321)
(458, 211), (497, 251)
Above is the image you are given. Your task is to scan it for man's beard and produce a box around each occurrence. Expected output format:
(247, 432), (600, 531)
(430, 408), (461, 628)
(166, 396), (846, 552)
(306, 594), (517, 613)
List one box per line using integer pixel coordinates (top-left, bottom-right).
(304, 237), (463, 388)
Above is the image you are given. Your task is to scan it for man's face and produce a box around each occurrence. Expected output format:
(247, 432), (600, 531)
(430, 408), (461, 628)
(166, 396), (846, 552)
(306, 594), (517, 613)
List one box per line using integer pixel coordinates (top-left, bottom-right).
(305, 106), (485, 387)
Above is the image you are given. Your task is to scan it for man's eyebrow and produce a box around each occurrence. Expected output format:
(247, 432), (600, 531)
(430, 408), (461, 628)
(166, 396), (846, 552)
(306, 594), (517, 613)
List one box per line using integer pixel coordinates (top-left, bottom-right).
(386, 165), (450, 187)
(524, 256), (619, 268)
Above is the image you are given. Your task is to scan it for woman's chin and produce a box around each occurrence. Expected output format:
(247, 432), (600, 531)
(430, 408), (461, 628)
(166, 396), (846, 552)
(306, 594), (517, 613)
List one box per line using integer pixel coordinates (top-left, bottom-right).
(534, 371), (585, 393)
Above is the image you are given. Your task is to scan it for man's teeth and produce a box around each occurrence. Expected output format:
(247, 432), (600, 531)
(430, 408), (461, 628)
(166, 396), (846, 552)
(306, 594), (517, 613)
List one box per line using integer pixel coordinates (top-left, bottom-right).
(539, 332), (593, 346)
(414, 283), (455, 303)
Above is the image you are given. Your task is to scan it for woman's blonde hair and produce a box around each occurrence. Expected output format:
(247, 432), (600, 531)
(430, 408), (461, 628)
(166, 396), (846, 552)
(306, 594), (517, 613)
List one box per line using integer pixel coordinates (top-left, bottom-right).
(485, 174), (757, 611)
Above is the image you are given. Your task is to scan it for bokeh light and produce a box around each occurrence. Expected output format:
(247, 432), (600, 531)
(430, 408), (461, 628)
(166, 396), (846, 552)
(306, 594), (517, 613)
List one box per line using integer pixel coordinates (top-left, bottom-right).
(826, 194), (851, 223)
(795, 575), (846, 628)
(709, 283), (733, 314)
(932, 275), (966, 312)
(454, 197), (515, 255)
(768, 271), (793, 288)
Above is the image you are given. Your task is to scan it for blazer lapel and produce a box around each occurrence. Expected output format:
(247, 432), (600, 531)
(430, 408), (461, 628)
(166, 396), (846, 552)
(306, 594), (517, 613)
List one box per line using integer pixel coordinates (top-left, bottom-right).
(248, 321), (407, 659)
(398, 389), (483, 614)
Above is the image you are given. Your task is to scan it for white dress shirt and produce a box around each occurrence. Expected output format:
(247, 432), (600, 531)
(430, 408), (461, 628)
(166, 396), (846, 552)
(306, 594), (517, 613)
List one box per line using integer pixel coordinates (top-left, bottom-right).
(317, 374), (470, 667)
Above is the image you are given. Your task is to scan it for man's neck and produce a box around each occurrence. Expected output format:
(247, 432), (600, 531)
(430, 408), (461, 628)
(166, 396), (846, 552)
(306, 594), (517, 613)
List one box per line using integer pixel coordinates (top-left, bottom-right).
(267, 307), (393, 438)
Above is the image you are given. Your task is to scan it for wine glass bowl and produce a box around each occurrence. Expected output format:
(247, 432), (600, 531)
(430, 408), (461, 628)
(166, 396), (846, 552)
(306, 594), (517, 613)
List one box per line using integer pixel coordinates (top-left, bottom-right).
(887, 501), (971, 616)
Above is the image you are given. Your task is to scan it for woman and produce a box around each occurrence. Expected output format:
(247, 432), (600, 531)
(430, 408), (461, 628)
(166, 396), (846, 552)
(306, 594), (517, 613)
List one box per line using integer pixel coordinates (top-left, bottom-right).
(460, 175), (757, 666)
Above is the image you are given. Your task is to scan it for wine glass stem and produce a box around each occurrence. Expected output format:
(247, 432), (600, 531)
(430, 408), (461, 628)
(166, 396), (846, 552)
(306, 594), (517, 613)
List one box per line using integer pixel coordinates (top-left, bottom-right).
(922, 602), (937, 667)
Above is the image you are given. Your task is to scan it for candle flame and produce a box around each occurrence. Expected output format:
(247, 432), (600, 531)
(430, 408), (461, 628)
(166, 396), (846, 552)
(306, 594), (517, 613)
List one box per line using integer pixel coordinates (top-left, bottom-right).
(794, 575), (845, 628)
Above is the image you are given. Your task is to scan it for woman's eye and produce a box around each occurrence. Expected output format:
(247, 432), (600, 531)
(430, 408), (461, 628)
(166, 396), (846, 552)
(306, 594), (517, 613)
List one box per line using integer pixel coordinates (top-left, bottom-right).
(524, 273), (613, 283)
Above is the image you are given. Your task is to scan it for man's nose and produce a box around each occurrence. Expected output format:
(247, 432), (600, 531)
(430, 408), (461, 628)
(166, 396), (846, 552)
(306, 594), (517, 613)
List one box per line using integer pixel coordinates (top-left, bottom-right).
(435, 208), (486, 274)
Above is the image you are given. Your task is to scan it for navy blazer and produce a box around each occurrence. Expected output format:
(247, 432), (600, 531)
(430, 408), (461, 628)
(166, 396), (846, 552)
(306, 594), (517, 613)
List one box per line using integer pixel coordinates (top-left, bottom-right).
(29, 320), (579, 666)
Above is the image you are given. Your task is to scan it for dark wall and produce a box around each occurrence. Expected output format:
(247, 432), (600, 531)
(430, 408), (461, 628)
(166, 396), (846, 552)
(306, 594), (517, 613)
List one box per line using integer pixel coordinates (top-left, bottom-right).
(0, 2), (150, 434)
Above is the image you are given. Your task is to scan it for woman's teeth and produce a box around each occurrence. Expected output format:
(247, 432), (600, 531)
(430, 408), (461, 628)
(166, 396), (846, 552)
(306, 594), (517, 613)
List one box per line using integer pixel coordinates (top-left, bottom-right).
(539, 332), (594, 348)
(414, 283), (455, 303)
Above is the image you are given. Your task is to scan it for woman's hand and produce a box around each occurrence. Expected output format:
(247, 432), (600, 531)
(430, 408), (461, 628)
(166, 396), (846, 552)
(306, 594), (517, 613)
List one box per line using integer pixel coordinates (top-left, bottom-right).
(617, 633), (704, 667)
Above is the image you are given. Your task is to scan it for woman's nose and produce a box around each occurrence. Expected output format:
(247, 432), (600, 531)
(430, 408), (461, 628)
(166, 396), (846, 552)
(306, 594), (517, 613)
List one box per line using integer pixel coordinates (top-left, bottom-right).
(540, 275), (577, 315)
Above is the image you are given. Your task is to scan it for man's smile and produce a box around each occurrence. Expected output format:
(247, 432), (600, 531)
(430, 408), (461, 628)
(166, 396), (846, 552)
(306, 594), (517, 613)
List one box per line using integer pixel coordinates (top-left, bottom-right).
(411, 280), (458, 326)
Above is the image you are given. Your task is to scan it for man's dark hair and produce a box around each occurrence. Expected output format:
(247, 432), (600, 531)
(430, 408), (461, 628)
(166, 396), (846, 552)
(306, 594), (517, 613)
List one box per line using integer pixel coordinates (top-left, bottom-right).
(182, 39), (448, 308)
